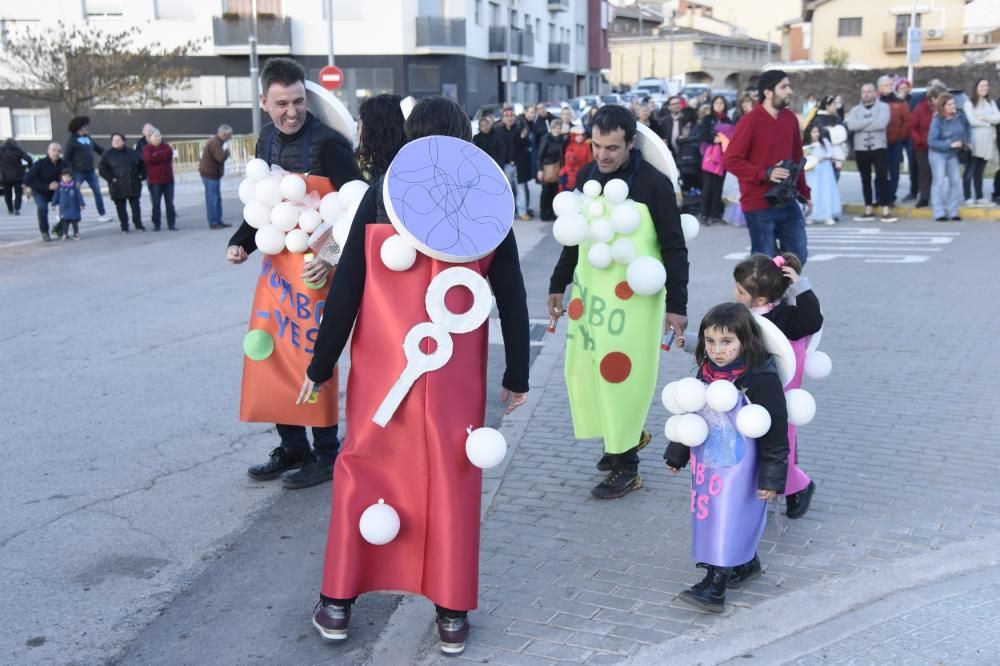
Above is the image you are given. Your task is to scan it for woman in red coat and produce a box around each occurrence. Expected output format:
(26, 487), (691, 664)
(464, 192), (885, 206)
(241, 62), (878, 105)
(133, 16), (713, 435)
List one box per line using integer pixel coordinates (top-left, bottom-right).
(560, 124), (592, 192)
(142, 129), (177, 231)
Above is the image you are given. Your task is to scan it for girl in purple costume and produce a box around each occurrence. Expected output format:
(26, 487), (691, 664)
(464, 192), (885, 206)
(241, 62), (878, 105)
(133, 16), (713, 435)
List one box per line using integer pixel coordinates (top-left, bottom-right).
(665, 303), (789, 613)
(733, 252), (823, 518)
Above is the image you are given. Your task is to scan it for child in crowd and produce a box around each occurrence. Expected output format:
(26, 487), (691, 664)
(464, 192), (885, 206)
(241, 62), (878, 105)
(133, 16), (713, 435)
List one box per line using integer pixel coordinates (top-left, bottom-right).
(536, 118), (566, 221)
(559, 124), (590, 192)
(665, 303), (789, 613)
(51, 169), (85, 240)
(733, 252), (822, 518)
(802, 125), (842, 225)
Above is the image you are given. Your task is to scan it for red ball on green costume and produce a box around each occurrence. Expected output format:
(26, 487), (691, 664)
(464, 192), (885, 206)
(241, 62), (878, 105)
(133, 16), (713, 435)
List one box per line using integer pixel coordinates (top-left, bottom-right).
(600, 351), (632, 383)
(568, 298), (585, 320)
(614, 281), (634, 300)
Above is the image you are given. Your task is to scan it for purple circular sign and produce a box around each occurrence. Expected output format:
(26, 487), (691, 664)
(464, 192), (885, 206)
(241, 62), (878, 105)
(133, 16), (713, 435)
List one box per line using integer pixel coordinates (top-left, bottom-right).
(383, 135), (514, 262)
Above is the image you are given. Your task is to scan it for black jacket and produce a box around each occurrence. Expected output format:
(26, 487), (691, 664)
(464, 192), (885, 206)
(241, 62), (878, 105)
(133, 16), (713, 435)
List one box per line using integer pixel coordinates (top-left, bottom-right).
(537, 133), (567, 166)
(24, 156), (69, 202)
(99, 147), (145, 199)
(664, 359), (790, 493)
(64, 133), (104, 172)
(494, 121), (531, 181)
(473, 131), (501, 166)
(229, 112), (361, 255)
(548, 154), (689, 316)
(0, 142), (33, 182)
(763, 284), (823, 341)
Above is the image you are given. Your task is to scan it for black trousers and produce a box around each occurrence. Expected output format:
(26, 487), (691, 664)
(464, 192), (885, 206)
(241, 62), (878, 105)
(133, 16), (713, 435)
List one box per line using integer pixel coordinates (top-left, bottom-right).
(855, 149), (890, 206)
(701, 171), (725, 219)
(539, 181), (558, 221)
(2, 180), (23, 212)
(276, 423), (340, 459)
(114, 197), (144, 230)
(963, 156), (986, 200)
(916, 151), (932, 202)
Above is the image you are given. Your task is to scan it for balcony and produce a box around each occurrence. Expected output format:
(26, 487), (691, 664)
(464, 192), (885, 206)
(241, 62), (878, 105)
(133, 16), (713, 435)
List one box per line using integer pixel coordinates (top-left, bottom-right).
(882, 28), (996, 53)
(547, 42), (570, 69)
(212, 15), (291, 55)
(488, 27), (535, 62)
(547, 0), (569, 11)
(415, 17), (466, 53)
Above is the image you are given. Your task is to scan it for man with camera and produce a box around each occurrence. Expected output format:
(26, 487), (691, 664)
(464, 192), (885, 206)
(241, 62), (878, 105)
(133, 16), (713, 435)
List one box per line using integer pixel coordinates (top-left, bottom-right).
(724, 70), (812, 262)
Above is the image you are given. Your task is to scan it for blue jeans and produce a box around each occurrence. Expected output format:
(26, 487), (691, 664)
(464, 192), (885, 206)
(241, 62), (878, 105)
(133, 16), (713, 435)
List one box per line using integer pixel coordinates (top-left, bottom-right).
(502, 164), (527, 216)
(743, 202), (808, 264)
(74, 169), (106, 216)
(33, 192), (51, 234)
(148, 182), (177, 229)
(929, 151), (961, 219)
(202, 176), (222, 226)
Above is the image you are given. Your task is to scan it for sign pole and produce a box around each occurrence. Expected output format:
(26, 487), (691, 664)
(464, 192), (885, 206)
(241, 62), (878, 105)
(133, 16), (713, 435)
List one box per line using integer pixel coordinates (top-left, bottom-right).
(250, 0), (261, 136)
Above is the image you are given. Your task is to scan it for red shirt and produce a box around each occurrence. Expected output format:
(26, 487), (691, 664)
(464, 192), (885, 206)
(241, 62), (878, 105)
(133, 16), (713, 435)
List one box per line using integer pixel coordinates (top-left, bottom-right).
(724, 105), (809, 213)
(143, 143), (174, 185)
(909, 98), (934, 152)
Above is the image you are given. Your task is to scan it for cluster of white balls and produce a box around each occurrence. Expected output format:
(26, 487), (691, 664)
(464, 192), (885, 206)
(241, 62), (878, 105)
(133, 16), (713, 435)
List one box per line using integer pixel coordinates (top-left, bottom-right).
(357, 426), (507, 546)
(550, 179), (701, 297)
(238, 157), (368, 257)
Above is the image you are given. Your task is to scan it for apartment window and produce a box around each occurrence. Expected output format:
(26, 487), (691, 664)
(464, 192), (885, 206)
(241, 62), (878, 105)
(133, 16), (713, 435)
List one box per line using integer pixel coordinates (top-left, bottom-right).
(225, 0), (281, 15)
(576, 24), (585, 45)
(11, 108), (52, 140)
(409, 64), (440, 93)
(85, 0), (124, 16)
(510, 10), (517, 28)
(489, 3), (500, 27)
(524, 14), (531, 32)
(549, 22), (556, 42)
(226, 77), (254, 105)
(838, 17), (862, 37)
(536, 19), (542, 41)
(155, 0), (195, 18)
(475, 0), (482, 26)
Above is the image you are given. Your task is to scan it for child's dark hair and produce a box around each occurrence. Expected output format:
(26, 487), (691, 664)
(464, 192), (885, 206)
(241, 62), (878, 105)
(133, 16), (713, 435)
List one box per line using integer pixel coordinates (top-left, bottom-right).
(733, 252), (803, 303)
(695, 303), (771, 370)
(61, 168), (73, 177)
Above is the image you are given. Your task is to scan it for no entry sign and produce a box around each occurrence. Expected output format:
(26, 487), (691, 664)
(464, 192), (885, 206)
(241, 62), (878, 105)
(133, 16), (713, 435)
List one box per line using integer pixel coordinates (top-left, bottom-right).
(319, 65), (344, 91)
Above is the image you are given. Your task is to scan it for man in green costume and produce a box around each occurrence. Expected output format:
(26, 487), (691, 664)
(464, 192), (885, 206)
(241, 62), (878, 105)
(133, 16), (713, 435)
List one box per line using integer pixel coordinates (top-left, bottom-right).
(548, 105), (689, 499)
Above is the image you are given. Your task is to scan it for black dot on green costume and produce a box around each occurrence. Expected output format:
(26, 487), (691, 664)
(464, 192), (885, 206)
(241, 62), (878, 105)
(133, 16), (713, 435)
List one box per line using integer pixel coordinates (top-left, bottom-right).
(243, 329), (275, 361)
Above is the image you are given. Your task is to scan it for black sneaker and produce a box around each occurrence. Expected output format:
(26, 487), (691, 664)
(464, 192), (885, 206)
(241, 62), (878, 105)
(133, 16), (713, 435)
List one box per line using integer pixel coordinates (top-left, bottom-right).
(916, 199), (929, 208)
(785, 480), (816, 519)
(950, 216), (961, 221)
(728, 554), (762, 587)
(247, 447), (305, 481)
(281, 452), (334, 489)
(591, 469), (642, 499)
(437, 614), (470, 656)
(312, 600), (350, 641)
(597, 431), (651, 471)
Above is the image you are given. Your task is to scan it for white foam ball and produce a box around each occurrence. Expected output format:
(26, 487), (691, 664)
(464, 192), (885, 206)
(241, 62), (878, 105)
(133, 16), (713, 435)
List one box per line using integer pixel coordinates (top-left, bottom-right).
(582, 179), (602, 198)
(736, 404), (772, 439)
(625, 256), (666, 296)
(587, 200), (605, 219)
(332, 219), (351, 249)
(242, 200), (271, 229)
(238, 179), (256, 205)
(610, 237), (637, 265)
(674, 377), (707, 413)
(589, 217), (614, 243)
(319, 192), (343, 224)
(553, 190), (582, 217)
(611, 202), (641, 234)
(254, 178), (283, 207)
(661, 382), (684, 415)
(297, 209), (323, 234)
(602, 178), (629, 205)
(338, 180), (369, 209)
(279, 174), (307, 202)
(359, 499), (400, 545)
(587, 243), (613, 269)
(553, 213), (589, 246)
(270, 202), (300, 232)
(245, 158), (270, 181)
(706, 380), (740, 413)
(380, 234), (417, 271)
(786, 389), (817, 426)
(254, 224), (286, 256)
(665, 414), (683, 442)
(676, 413), (709, 447)
(804, 351), (832, 380)
(284, 228), (310, 254)
(680, 213), (700, 241)
(465, 427), (508, 469)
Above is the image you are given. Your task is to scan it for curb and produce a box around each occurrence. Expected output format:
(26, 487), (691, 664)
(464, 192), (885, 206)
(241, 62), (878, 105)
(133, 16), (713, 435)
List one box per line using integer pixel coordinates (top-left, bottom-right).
(841, 202), (1000, 221)
(623, 532), (1000, 666)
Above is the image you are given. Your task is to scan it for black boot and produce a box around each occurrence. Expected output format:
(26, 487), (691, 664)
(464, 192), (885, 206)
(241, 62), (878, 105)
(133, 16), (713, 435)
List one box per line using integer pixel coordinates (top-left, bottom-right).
(597, 430), (651, 471)
(728, 554), (762, 587)
(247, 446), (305, 481)
(281, 451), (335, 489)
(678, 563), (729, 613)
(785, 480), (816, 519)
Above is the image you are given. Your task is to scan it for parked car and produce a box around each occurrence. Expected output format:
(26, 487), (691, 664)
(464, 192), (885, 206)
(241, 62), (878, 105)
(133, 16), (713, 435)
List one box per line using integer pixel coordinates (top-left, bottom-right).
(471, 102), (524, 135)
(600, 93), (626, 107)
(908, 87), (968, 111)
(680, 83), (711, 105)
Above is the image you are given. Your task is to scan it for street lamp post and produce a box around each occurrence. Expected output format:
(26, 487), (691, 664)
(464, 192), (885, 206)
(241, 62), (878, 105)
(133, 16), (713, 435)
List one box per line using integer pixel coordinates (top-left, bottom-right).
(249, 0), (261, 136)
(327, 0), (335, 66)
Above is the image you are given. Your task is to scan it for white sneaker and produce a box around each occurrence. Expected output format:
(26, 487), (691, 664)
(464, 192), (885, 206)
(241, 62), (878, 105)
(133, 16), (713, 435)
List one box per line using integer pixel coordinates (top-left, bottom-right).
(823, 218), (836, 226)
(805, 219), (814, 225)
(975, 198), (990, 207)
(98, 215), (112, 222)
(964, 198), (976, 207)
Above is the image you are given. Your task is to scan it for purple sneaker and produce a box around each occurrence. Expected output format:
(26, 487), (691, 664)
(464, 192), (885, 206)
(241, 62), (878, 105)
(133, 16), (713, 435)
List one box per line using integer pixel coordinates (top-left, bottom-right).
(312, 601), (350, 641)
(437, 614), (470, 656)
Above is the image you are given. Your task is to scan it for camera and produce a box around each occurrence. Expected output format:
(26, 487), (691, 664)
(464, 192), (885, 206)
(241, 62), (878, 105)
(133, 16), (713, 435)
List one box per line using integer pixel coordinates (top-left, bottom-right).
(765, 158), (807, 207)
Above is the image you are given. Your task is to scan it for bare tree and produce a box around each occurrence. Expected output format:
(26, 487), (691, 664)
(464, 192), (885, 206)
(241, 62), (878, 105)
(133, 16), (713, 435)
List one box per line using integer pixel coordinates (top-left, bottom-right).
(0, 21), (204, 116)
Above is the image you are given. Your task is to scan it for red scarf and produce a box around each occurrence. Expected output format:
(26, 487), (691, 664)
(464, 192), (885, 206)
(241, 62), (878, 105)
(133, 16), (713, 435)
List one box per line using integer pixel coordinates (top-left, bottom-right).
(701, 358), (747, 384)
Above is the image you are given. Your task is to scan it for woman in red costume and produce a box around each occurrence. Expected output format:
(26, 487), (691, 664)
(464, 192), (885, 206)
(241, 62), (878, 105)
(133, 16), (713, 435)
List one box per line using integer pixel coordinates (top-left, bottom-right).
(297, 96), (531, 657)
